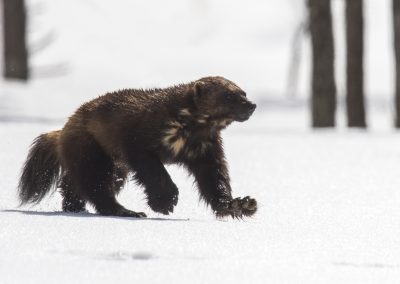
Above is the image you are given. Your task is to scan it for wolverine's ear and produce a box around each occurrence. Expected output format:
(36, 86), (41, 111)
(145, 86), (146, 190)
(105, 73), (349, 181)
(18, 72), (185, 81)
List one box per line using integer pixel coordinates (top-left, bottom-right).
(193, 81), (205, 106)
(194, 81), (205, 98)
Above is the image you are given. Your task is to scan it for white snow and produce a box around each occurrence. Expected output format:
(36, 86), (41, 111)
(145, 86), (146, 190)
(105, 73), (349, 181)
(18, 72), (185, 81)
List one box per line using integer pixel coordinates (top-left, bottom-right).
(1, 113), (400, 283)
(1, 0), (400, 283)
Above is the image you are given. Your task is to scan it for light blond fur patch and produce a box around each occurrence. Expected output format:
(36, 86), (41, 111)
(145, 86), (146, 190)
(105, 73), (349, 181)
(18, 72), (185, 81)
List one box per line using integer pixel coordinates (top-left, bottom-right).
(218, 119), (233, 128)
(197, 115), (209, 125)
(219, 120), (228, 127)
(169, 121), (182, 128)
(171, 137), (186, 156)
(164, 127), (178, 137)
(179, 108), (191, 116)
(162, 121), (186, 156)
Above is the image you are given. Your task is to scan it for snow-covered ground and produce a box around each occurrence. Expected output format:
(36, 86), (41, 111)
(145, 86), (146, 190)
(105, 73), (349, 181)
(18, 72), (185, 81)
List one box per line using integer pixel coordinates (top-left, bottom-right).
(1, 112), (400, 283)
(1, 0), (400, 283)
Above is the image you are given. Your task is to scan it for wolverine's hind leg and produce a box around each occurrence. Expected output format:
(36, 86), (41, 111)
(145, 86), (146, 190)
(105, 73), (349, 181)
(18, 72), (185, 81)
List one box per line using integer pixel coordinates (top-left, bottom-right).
(112, 165), (128, 195)
(60, 132), (146, 218)
(59, 174), (86, 213)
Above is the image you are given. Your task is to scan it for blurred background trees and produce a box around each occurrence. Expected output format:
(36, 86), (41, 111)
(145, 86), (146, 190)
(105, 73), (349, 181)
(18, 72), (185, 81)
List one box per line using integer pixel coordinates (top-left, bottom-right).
(308, 0), (336, 127)
(307, 0), (400, 129)
(345, 0), (366, 128)
(2, 0), (28, 80)
(307, 0), (366, 128)
(1, 0), (64, 82)
(1, 0), (400, 129)
(393, 0), (400, 127)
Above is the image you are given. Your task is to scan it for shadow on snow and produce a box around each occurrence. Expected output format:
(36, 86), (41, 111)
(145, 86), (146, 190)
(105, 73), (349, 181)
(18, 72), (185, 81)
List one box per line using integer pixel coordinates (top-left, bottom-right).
(2, 209), (189, 222)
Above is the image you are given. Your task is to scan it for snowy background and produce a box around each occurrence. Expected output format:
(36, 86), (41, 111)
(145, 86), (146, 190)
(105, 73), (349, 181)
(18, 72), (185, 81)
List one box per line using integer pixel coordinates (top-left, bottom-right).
(1, 0), (400, 283)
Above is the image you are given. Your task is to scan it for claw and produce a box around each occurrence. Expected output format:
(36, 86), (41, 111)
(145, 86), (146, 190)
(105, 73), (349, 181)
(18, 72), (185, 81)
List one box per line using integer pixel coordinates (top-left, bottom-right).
(247, 199), (257, 211)
(241, 197), (250, 209)
(115, 208), (147, 218)
(214, 196), (258, 219)
(136, 212), (147, 218)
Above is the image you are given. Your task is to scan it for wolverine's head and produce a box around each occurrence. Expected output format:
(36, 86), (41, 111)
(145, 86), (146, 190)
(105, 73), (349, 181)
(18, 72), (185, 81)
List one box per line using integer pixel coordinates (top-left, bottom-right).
(192, 76), (256, 123)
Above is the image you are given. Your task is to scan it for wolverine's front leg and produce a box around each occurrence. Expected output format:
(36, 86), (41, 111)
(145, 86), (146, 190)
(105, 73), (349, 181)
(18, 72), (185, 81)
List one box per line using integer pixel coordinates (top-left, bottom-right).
(186, 142), (257, 218)
(125, 149), (178, 215)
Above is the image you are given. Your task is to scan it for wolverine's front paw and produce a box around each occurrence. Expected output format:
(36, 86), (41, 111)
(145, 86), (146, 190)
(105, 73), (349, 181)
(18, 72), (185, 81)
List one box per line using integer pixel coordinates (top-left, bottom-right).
(214, 196), (257, 219)
(148, 192), (178, 215)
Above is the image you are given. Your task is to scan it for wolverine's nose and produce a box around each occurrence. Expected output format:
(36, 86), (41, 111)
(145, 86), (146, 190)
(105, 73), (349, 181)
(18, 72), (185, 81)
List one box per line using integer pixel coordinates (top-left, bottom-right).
(249, 103), (257, 111)
(247, 103), (256, 113)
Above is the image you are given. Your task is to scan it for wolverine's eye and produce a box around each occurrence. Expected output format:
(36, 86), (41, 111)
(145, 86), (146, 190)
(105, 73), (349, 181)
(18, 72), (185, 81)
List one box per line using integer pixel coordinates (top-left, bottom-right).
(225, 93), (236, 102)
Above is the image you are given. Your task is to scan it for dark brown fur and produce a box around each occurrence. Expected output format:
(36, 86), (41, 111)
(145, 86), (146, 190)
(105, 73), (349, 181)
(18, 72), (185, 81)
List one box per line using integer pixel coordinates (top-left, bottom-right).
(18, 76), (257, 218)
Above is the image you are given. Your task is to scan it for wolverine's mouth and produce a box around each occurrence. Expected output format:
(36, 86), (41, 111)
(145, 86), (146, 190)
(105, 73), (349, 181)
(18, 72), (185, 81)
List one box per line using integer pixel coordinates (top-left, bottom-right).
(236, 114), (251, 122)
(236, 108), (256, 122)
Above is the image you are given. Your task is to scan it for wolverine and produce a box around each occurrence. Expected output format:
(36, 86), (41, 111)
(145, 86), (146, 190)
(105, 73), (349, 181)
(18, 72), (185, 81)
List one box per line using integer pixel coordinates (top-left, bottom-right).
(18, 76), (257, 218)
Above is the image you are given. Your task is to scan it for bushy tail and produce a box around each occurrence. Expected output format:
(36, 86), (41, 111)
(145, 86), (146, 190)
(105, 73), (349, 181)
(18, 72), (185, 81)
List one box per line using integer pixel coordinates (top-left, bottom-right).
(18, 130), (61, 205)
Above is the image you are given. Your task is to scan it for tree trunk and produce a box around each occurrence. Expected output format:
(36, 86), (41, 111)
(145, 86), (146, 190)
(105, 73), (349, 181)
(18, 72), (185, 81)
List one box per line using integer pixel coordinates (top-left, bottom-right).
(346, 0), (366, 128)
(2, 0), (29, 80)
(308, 0), (336, 127)
(394, 0), (400, 127)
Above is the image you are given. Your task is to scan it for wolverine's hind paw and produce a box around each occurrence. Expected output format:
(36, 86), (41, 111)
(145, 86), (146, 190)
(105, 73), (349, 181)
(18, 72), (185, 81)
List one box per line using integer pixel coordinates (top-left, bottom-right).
(120, 210), (147, 218)
(101, 207), (147, 218)
(215, 196), (257, 219)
